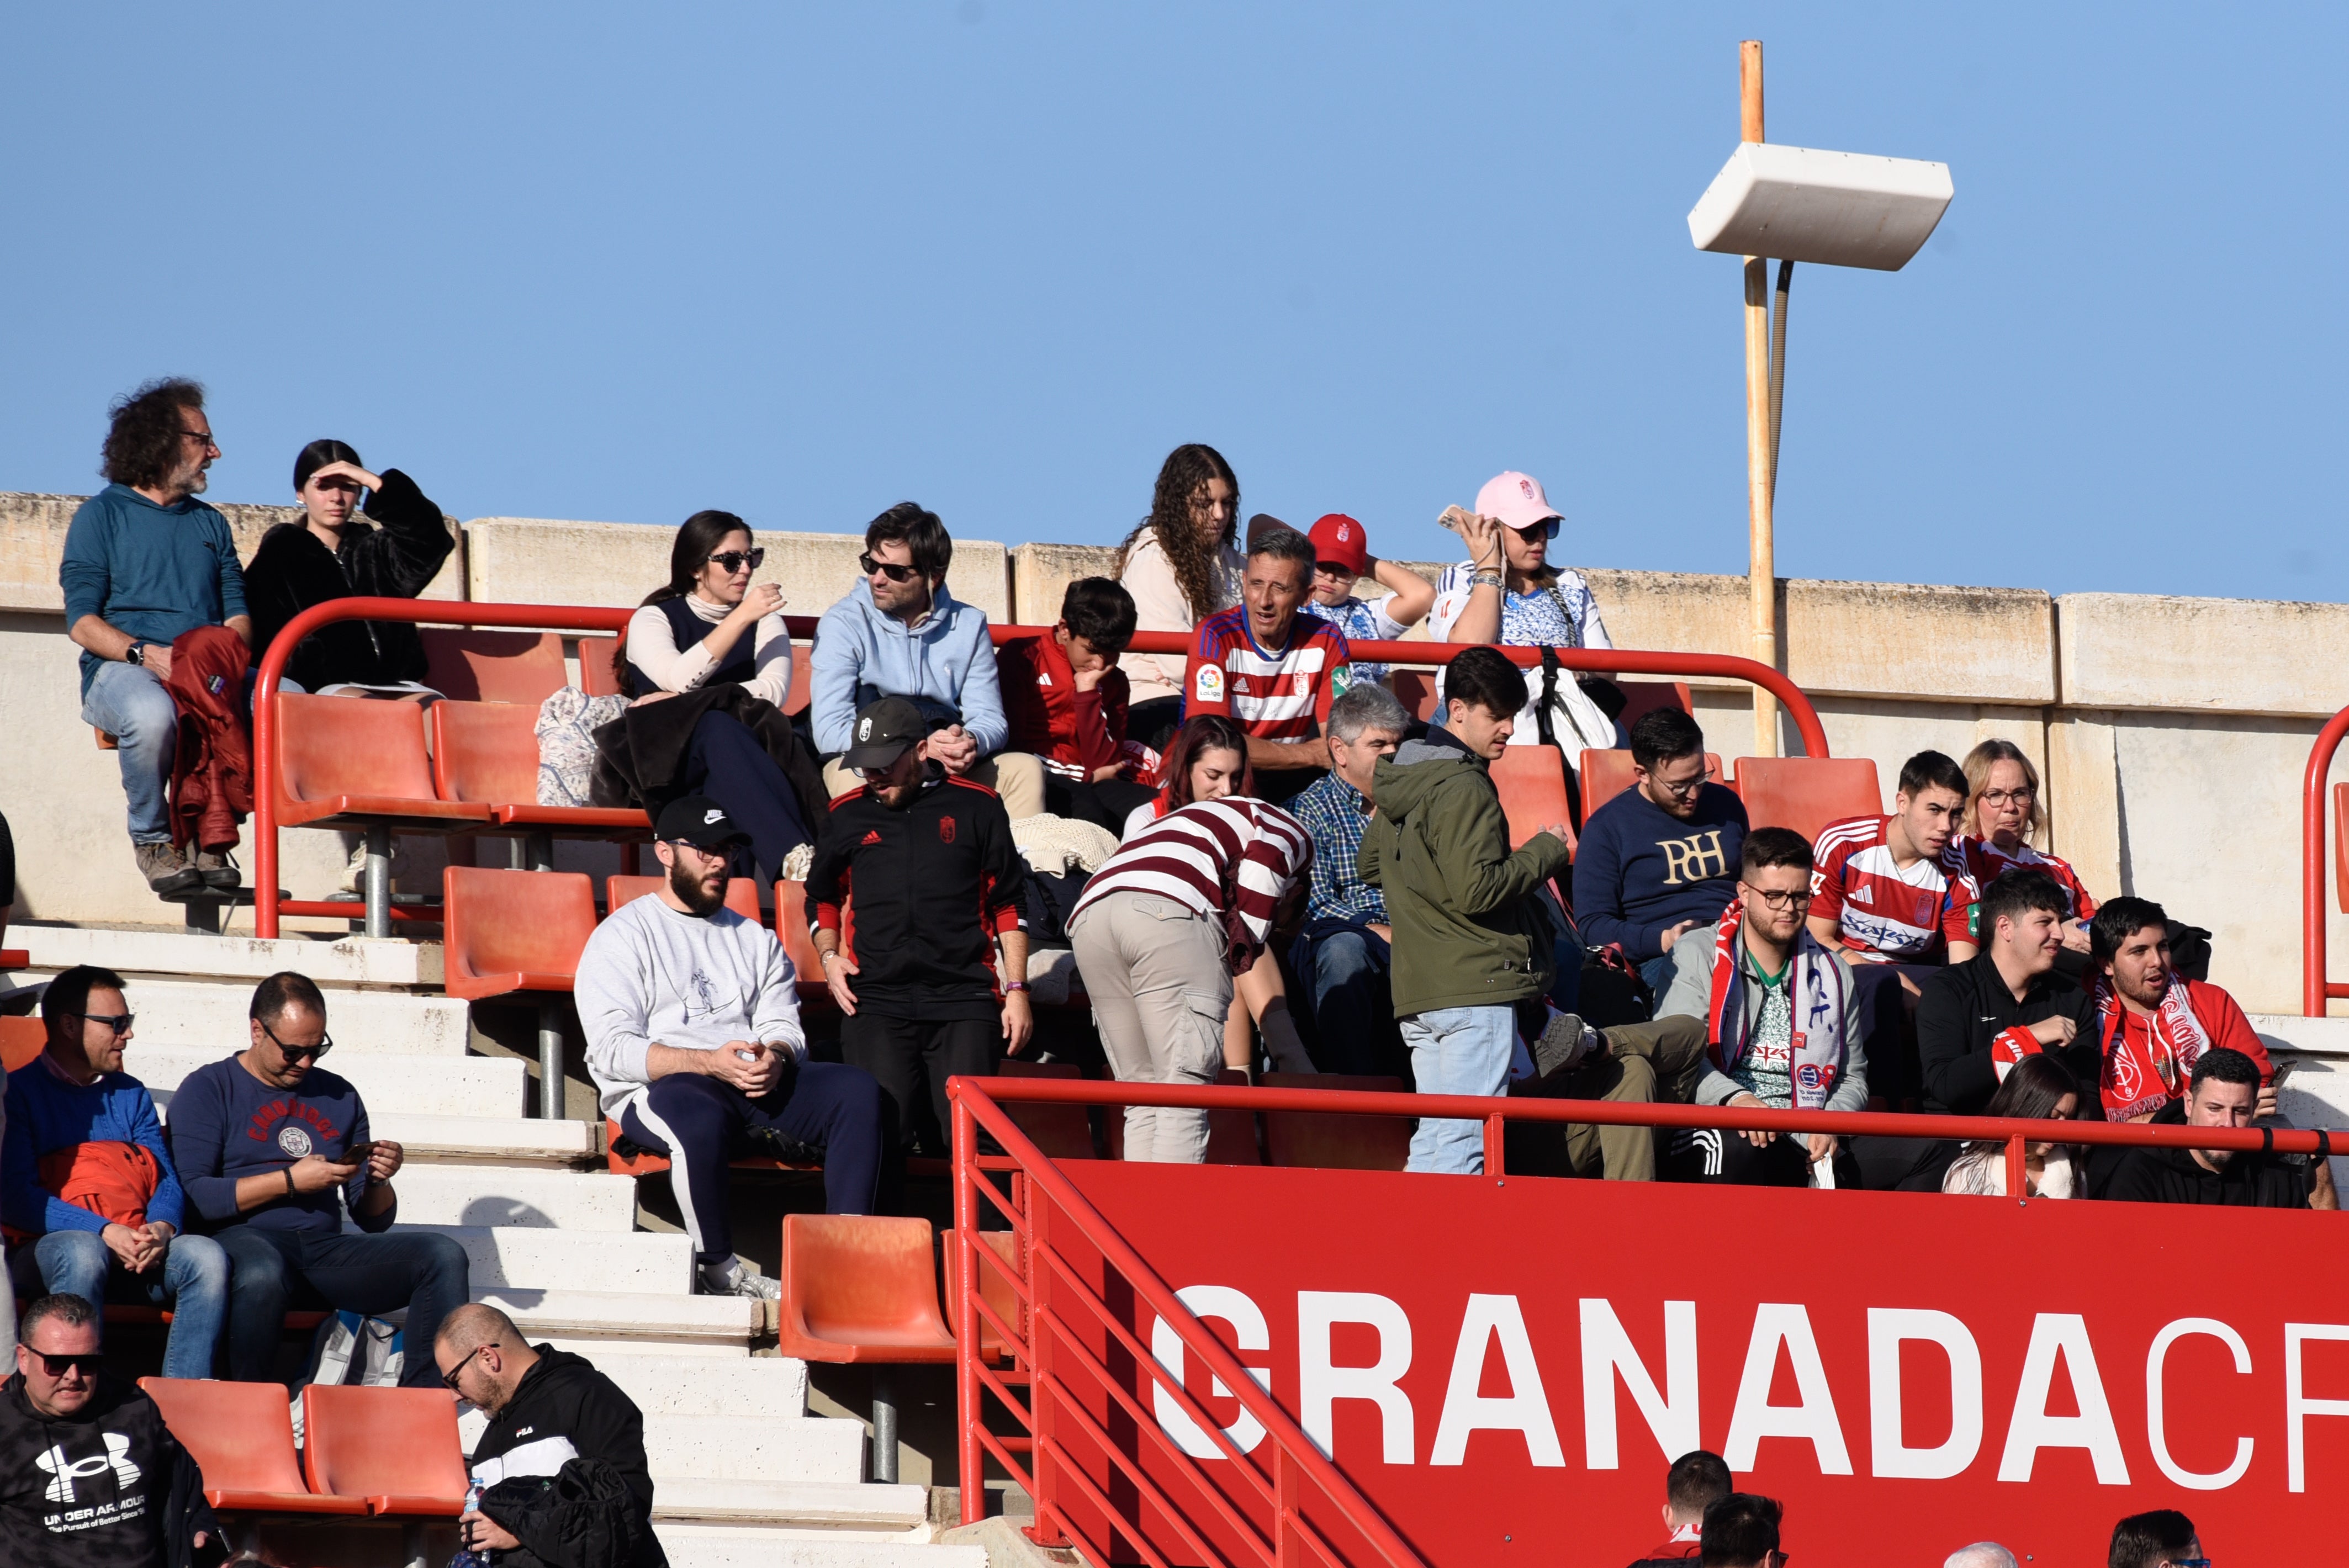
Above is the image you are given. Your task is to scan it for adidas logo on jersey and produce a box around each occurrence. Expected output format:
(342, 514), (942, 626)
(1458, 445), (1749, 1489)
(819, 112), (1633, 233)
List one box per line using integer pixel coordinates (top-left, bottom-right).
(1848, 884), (1873, 907)
(860, 830), (882, 846)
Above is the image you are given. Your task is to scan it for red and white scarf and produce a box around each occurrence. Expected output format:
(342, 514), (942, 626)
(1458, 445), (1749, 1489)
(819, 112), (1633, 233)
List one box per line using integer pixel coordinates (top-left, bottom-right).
(1704, 898), (1852, 1110)
(2093, 970), (2212, 1119)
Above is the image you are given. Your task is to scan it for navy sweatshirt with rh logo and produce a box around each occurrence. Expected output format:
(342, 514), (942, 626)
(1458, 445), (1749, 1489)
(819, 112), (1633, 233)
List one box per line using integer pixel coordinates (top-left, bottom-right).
(1570, 780), (1750, 964)
(163, 1058), (389, 1235)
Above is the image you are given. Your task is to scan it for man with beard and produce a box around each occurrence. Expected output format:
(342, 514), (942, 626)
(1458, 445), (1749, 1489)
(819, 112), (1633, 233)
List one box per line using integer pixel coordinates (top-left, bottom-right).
(2099, 1048), (2332, 1208)
(575, 797), (885, 1300)
(2086, 897), (2274, 1121)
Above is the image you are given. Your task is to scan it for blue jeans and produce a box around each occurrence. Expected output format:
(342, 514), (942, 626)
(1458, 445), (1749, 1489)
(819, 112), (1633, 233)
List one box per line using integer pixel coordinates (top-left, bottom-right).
(1290, 919), (1409, 1080)
(1398, 1004), (1516, 1174)
(218, 1225), (471, 1389)
(82, 660), (177, 843)
(15, 1227), (230, 1380)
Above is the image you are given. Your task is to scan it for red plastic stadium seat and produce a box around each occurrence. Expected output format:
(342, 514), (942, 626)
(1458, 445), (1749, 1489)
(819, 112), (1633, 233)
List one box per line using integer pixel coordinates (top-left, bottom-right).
(775, 1214), (958, 1364)
(1613, 680), (1694, 730)
(300, 1384), (470, 1516)
(773, 880), (833, 999)
(1, 1016), (44, 1073)
(441, 867), (598, 1000)
(1577, 749), (1726, 824)
(139, 1378), (369, 1515)
(607, 874), (763, 921)
(941, 1227), (1022, 1361)
(418, 628), (568, 706)
(1732, 756), (1883, 844)
(993, 1060), (1098, 1161)
(429, 701), (649, 837)
(2335, 783), (2349, 914)
(273, 693), (491, 832)
(1390, 668), (1439, 723)
(782, 645), (812, 718)
(1490, 747), (1577, 852)
(1261, 1073), (1412, 1172)
(576, 634), (626, 697)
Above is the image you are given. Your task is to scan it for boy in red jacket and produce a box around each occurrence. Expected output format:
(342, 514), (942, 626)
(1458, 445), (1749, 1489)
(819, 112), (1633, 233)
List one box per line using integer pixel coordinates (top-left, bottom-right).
(996, 577), (1158, 831)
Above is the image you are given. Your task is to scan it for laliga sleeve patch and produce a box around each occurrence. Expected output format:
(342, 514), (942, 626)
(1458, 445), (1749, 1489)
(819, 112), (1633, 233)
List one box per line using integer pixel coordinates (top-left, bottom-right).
(1330, 663), (1355, 697)
(1195, 665), (1224, 704)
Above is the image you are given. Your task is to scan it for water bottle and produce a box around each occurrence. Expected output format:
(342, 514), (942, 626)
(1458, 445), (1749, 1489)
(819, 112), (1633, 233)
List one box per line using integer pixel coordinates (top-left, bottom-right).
(449, 1479), (494, 1567)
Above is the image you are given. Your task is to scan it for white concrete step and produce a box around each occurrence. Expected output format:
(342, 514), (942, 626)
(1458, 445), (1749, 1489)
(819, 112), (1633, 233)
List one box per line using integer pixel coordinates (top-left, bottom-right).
(8, 924), (442, 986)
(653, 1480), (930, 1531)
(392, 1223), (693, 1292)
(477, 1288), (760, 1354)
(372, 1112), (596, 1167)
(588, 1353), (808, 1417)
(656, 1531), (983, 1567)
(380, 1164), (637, 1231)
(112, 976), (469, 1056)
(139, 1046), (528, 1118)
(2253, 1013), (2349, 1060)
(646, 1415), (866, 1485)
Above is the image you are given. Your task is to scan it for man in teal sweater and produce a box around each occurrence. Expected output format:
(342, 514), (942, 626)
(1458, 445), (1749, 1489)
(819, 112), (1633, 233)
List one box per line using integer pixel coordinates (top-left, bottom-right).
(58, 379), (250, 897)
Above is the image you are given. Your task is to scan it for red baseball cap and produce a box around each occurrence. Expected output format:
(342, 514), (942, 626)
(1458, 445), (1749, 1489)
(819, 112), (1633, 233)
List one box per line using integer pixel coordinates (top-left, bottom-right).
(1308, 513), (1369, 576)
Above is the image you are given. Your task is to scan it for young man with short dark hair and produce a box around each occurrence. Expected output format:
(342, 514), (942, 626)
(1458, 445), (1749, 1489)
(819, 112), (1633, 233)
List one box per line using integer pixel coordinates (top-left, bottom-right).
(810, 501), (1044, 817)
(2088, 896), (2274, 1121)
(1183, 523), (1352, 802)
(1623, 1448), (1733, 1565)
(1698, 1493), (1784, 1568)
(2099, 1047), (2332, 1208)
(1361, 647), (1572, 1174)
(1575, 707), (1749, 995)
(2106, 1509), (2201, 1568)
(997, 576), (1157, 831)
(809, 698), (1033, 1163)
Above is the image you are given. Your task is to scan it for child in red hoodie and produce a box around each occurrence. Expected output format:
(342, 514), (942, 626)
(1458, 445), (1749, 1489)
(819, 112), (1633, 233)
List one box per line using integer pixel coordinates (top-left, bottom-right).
(997, 578), (1159, 833)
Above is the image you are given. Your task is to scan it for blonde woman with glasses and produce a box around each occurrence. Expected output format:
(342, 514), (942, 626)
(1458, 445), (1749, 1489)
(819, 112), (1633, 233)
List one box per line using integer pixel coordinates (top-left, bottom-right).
(1955, 739), (2096, 955)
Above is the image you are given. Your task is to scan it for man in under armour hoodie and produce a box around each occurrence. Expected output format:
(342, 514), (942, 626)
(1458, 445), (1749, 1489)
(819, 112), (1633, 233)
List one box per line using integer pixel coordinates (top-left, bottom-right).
(1359, 648), (1573, 1175)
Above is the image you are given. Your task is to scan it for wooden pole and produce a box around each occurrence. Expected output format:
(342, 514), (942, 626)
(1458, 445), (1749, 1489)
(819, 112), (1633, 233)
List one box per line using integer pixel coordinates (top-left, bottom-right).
(1740, 39), (1780, 757)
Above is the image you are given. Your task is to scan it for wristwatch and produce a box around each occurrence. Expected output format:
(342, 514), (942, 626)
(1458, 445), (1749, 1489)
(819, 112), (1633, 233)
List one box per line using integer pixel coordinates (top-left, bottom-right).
(126, 641), (149, 666)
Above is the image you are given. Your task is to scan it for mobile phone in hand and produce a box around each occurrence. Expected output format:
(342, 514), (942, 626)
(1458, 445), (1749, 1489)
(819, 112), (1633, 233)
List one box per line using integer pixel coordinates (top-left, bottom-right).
(340, 1141), (380, 1166)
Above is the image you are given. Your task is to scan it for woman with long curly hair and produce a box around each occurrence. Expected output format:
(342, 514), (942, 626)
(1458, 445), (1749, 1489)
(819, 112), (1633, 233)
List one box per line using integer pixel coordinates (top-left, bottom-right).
(1115, 443), (1241, 744)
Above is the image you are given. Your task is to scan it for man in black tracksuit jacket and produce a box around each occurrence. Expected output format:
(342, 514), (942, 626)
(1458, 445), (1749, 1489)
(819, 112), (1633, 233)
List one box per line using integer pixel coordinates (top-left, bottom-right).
(436, 1305), (663, 1568)
(808, 697), (1031, 1160)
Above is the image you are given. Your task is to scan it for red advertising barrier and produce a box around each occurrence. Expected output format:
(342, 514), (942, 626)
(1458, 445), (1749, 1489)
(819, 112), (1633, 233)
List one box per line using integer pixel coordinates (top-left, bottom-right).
(953, 1078), (2349, 1566)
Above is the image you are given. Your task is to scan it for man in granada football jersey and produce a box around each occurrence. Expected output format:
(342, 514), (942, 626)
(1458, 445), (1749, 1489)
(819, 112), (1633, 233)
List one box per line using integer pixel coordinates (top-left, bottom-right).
(2085, 896), (2273, 1121)
(1806, 750), (1980, 1114)
(1181, 521), (1350, 805)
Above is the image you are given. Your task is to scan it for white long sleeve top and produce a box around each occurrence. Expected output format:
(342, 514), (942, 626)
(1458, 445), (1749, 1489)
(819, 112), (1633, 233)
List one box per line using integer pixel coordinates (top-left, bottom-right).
(626, 592), (793, 708)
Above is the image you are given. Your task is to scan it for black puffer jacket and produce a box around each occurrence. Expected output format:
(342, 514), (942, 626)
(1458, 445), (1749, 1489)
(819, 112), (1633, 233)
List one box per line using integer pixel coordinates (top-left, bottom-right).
(242, 468), (454, 691)
(470, 1347), (665, 1568)
(0, 1373), (224, 1568)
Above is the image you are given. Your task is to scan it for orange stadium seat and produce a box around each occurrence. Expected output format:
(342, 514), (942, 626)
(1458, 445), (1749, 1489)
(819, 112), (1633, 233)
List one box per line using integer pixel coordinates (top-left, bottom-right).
(774, 880), (835, 1002)
(1576, 749), (1725, 823)
(1390, 668), (1439, 723)
(575, 634), (625, 697)
(607, 873), (763, 921)
(272, 693), (491, 834)
(441, 867), (598, 1000)
(1, 1016), (44, 1073)
(992, 1060), (1098, 1161)
(428, 701), (649, 839)
(139, 1378), (369, 1516)
(300, 1385), (470, 1516)
(1490, 747), (1577, 851)
(1260, 1073), (1412, 1172)
(941, 1227), (1022, 1362)
(1732, 756), (1883, 844)
(775, 1214), (957, 1364)
(417, 628), (568, 706)
(1612, 680), (1695, 730)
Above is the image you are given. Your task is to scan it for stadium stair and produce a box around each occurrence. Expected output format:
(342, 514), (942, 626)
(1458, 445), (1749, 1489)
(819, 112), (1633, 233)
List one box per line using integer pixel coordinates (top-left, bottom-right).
(1, 926), (990, 1558)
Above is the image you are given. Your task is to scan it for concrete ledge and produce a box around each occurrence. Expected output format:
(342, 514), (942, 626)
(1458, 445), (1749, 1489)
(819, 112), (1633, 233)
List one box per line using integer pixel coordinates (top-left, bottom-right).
(656, 1527), (986, 1566)
(646, 1415), (867, 1485)
(374, 1112), (599, 1166)
(385, 1164), (638, 1231)
(2251, 1015), (2349, 1059)
(592, 1353), (809, 1417)
(114, 977), (469, 1055)
(145, 1047), (527, 1119)
(390, 1222), (693, 1292)
(2059, 592), (2349, 717)
(935, 1516), (1083, 1567)
(478, 1288), (761, 1351)
(9, 925), (443, 987)
(652, 1479), (931, 1530)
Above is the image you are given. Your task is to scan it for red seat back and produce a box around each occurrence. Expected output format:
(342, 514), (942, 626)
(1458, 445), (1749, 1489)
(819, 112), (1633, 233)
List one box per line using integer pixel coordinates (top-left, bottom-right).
(773, 880), (829, 984)
(993, 1059), (1097, 1161)
(274, 692), (437, 804)
(1490, 747), (1576, 851)
(576, 634), (626, 698)
(1612, 680), (1694, 730)
(429, 700), (539, 804)
(1260, 1073), (1412, 1172)
(1, 1016), (45, 1073)
(782, 1214), (954, 1349)
(607, 874), (763, 920)
(139, 1378), (311, 1496)
(300, 1384), (469, 1507)
(941, 1227), (1022, 1359)
(442, 867), (598, 998)
(419, 629), (568, 705)
(1733, 756), (1884, 845)
(1390, 668), (1439, 722)
(2335, 783), (2349, 914)
(1577, 749), (1726, 824)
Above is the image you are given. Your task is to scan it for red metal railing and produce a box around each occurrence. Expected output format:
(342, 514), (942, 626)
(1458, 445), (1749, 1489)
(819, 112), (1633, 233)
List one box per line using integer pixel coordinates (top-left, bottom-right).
(251, 600), (1831, 937)
(947, 1076), (2337, 1565)
(2303, 704), (2349, 1014)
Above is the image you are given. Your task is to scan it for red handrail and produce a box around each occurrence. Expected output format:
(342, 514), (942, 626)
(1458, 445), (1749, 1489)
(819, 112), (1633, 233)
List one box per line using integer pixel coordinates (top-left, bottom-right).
(251, 598), (1830, 936)
(2304, 703), (2349, 1015)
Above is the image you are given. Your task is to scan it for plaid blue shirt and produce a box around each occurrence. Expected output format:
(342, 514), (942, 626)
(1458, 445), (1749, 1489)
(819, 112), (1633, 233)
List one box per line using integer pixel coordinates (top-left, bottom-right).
(1289, 769), (1386, 925)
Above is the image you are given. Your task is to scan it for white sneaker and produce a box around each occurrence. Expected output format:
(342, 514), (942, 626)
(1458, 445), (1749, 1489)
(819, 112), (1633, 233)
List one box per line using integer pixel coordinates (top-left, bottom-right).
(697, 1255), (781, 1301)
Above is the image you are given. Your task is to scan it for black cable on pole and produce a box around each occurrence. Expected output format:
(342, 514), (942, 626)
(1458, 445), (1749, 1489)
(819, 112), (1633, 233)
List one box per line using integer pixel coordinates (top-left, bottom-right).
(1768, 258), (1793, 504)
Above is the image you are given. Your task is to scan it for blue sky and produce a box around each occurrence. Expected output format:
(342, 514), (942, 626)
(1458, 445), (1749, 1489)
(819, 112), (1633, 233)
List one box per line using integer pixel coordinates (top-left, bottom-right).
(2, 4), (2340, 601)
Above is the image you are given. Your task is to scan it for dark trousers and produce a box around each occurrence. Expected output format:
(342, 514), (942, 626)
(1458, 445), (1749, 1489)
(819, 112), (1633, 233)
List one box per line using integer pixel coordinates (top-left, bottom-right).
(620, 1066), (883, 1264)
(218, 1225), (472, 1389)
(1043, 774), (1158, 836)
(1289, 918), (1409, 1079)
(1662, 1126), (1860, 1189)
(1850, 961), (1938, 1106)
(684, 710), (812, 884)
(842, 1013), (998, 1159)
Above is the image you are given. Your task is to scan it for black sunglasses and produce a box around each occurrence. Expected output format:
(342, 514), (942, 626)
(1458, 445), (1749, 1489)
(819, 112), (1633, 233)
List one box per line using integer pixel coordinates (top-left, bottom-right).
(859, 553), (921, 583)
(35, 1351), (105, 1378)
(64, 1011), (135, 1035)
(705, 548), (764, 573)
(441, 1340), (494, 1391)
(261, 1019), (334, 1061)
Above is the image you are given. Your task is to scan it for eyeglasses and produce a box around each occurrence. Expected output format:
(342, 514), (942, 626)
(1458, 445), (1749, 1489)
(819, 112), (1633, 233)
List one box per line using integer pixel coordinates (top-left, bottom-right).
(705, 548), (764, 574)
(859, 553), (921, 583)
(1978, 787), (2036, 807)
(441, 1341), (494, 1391)
(1512, 518), (1559, 543)
(1647, 772), (1708, 799)
(179, 428), (219, 450)
(64, 1012), (135, 1035)
(261, 1019), (334, 1061)
(34, 1351), (105, 1378)
(1740, 882), (1814, 912)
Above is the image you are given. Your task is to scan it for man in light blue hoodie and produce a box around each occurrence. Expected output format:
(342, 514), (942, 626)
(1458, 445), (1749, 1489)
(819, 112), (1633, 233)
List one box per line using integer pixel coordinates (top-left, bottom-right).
(810, 502), (1045, 819)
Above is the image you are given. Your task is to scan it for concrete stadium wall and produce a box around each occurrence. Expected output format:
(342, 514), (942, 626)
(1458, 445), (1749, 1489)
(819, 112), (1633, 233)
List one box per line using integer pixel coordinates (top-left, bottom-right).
(4, 491), (2345, 1014)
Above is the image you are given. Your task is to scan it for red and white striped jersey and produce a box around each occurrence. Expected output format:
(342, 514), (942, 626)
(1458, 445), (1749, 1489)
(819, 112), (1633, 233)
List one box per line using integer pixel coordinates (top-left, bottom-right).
(1952, 834), (2099, 921)
(1070, 797), (1313, 974)
(1810, 814), (1980, 961)
(1181, 606), (1351, 742)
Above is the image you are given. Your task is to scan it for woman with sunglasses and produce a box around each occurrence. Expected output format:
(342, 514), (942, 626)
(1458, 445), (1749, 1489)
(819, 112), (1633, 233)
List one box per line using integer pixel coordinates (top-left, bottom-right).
(620, 510), (791, 707)
(1954, 739), (2096, 956)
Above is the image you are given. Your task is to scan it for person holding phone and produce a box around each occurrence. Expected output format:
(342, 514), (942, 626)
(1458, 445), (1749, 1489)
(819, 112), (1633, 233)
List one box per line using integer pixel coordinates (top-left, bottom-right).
(165, 972), (469, 1389)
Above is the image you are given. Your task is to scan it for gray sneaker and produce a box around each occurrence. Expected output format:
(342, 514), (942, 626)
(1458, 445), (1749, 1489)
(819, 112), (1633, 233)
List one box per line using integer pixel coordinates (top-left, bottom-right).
(194, 848), (241, 891)
(697, 1256), (781, 1301)
(1527, 1009), (1598, 1083)
(135, 841), (202, 897)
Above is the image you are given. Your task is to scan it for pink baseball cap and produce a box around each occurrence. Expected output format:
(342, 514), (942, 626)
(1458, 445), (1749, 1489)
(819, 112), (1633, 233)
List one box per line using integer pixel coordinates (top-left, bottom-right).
(1474, 470), (1564, 533)
(1307, 513), (1369, 575)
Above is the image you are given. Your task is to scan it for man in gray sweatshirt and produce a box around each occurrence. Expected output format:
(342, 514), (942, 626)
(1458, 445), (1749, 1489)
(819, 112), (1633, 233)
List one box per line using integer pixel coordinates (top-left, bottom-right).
(574, 797), (885, 1299)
